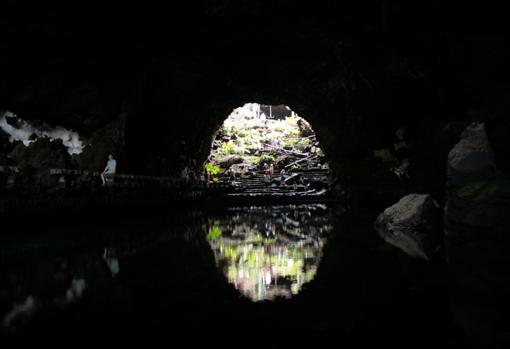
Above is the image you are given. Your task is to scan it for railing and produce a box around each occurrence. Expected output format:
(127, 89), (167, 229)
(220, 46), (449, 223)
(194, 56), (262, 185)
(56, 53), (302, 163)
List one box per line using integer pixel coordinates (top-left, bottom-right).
(0, 165), (333, 215)
(0, 166), (176, 189)
(0, 166), (220, 215)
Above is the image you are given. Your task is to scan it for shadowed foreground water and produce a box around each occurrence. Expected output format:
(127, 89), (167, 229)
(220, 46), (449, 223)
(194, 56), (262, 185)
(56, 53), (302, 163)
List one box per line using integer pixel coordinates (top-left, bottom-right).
(0, 204), (462, 346)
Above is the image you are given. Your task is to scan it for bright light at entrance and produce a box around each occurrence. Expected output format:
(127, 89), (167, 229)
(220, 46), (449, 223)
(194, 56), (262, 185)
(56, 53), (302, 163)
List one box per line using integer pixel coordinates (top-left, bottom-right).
(205, 103), (332, 195)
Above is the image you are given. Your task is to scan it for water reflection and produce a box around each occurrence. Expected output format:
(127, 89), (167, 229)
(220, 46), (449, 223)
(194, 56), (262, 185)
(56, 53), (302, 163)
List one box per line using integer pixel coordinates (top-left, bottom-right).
(206, 204), (332, 301)
(0, 205), (333, 334)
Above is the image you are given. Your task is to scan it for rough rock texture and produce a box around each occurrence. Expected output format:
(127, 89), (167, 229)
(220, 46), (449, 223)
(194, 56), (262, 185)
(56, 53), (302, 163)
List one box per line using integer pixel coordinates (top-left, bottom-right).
(77, 113), (126, 172)
(10, 137), (71, 187)
(0, 129), (12, 165)
(217, 155), (243, 169)
(375, 193), (441, 260)
(0, 2), (509, 193)
(447, 123), (497, 186)
(445, 123), (510, 238)
(445, 123), (510, 346)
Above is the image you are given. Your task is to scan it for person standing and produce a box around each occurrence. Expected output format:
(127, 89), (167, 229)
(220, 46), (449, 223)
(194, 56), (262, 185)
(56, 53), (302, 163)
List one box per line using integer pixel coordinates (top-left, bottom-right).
(101, 153), (117, 186)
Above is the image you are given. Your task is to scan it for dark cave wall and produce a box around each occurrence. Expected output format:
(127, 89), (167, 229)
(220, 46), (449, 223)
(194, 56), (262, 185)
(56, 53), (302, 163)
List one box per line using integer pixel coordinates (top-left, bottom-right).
(1, 1), (510, 202)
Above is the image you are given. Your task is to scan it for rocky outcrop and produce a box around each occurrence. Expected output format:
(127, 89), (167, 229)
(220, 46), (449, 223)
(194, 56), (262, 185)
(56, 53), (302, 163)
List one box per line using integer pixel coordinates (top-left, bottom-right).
(77, 113), (126, 172)
(374, 193), (441, 260)
(444, 122), (510, 346)
(0, 129), (11, 165)
(445, 123), (510, 238)
(9, 137), (71, 187)
(447, 123), (496, 184)
(217, 154), (243, 169)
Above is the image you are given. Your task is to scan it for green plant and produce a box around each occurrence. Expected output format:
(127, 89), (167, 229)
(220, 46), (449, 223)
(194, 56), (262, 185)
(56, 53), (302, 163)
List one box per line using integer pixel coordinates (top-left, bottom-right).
(204, 163), (221, 182)
(254, 154), (276, 165)
(205, 163), (220, 175)
(207, 221), (222, 240)
(221, 141), (235, 155)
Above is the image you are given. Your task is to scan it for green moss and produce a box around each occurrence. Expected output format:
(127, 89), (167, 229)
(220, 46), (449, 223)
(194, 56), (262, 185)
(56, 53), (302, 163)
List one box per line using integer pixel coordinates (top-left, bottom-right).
(456, 179), (501, 203)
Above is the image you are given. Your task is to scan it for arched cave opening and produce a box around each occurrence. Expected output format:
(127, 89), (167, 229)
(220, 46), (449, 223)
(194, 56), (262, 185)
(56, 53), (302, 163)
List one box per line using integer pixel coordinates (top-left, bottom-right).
(1, 2), (510, 345)
(201, 103), (334, 196)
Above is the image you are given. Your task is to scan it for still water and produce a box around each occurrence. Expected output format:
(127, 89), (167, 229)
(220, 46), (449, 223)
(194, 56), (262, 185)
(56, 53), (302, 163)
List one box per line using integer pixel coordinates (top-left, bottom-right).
(206, 205), (331, 301)
(0, 203), (455, 344)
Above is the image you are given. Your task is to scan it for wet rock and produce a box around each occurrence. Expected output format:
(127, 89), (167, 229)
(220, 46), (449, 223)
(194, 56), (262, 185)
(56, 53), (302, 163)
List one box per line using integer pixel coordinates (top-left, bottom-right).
(447, 122), (497, 186)
(374, 193), (441, 260)
(445, 122), (510, 238)
(444, 122), (510, 346)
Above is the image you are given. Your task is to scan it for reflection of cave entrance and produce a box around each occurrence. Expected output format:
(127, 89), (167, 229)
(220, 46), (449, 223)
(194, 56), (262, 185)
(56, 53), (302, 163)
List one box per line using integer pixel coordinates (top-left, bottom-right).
(205, 103), (334, 196)
(206, 204), (332, 301)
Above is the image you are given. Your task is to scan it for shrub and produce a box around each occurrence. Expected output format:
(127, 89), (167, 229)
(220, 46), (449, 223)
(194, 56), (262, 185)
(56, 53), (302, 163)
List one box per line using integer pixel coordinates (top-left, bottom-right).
(204, 163), (221, 182)
(254, 154), (276, 165)
(221, 141), (235, 155)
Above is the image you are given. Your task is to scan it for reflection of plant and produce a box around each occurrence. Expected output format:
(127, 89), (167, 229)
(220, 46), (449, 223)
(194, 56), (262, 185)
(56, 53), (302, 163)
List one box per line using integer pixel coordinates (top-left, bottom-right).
(207, 220), (222, 240)
(209, 238), (323, 301)
(248, 234), (277, 244)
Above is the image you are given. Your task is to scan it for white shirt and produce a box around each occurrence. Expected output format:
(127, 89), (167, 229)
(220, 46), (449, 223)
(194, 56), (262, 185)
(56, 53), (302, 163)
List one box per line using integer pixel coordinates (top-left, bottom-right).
(105, 159), (116, 174)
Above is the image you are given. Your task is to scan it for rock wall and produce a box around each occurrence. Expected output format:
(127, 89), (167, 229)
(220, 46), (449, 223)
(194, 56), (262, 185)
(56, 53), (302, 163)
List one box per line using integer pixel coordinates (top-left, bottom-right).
(444, 123), (510, 346)
(0, 2), (509, 201)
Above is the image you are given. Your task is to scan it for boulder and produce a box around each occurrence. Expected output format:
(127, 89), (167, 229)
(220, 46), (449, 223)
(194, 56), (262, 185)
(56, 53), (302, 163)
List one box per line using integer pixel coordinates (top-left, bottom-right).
(447, 122), (497, 186)
(445, 122), (510, 239)
(217, 154), (243, 169)
(374, 193), (441, 260)
(444, 122), (510, 346)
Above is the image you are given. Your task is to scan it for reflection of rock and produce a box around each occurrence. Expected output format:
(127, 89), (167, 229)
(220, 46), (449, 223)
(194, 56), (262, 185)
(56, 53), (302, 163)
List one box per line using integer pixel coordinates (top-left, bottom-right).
(206, 205), (331, 301)
(375, 194), (440, 260)
(444, 123), (510, 346)
(2, 296), (36, 329)
(64, 279), (86, 303)
(103, 248), (120, 277)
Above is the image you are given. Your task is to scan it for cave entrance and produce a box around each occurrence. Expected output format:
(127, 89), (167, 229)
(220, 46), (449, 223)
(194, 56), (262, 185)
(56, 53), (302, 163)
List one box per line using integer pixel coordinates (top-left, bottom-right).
(205, 103), (333, 196)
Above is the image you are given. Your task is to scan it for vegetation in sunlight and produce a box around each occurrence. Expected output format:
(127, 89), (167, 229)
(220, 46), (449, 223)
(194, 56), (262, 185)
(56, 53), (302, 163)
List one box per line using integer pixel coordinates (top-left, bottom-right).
(205, 205), (332, 301)
(207, 220), (222, 240)
(204, 163), (221, 182)
(204, 103), (329, 181)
